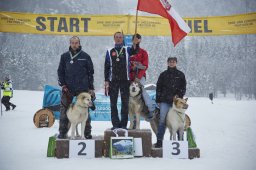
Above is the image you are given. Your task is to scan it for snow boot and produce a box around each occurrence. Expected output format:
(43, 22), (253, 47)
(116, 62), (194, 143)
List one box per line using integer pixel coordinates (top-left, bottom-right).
(11, 104), (16, 110)
(57, 133), (67, 139)
(85, 134), (92, 139)
(154, 140), (162, 148)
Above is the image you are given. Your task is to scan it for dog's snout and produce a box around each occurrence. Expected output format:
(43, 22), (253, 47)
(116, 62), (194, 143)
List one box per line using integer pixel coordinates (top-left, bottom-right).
(132, 87), (136, 92)
(183, 104), (188, 109)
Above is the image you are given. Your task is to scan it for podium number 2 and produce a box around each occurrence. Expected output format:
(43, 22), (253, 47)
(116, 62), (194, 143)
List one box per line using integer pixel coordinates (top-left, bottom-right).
(69, 140), (94, 158)
(172, 142), (180, 155)
(78, 142), (87, 156)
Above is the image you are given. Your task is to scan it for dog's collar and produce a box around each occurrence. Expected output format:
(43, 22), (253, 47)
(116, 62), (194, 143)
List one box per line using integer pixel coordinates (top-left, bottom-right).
(175, 110), (185, 123)
(77, 104), (89, 109)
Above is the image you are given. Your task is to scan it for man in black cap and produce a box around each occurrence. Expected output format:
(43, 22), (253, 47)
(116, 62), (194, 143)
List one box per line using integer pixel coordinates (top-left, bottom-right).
(57, 36), (95, 139)
(154, 57), (186, 148)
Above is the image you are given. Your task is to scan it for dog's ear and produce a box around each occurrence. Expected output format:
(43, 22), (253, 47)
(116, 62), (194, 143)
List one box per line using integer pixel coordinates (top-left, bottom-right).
(173, 95), (178, 101)
(173, 95), (177, 104)
(77, 93), (82, 100)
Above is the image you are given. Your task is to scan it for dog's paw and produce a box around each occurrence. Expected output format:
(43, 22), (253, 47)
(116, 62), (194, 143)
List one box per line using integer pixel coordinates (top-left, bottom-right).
(70, 136), (76, 140)
(81, 136), (86, 140)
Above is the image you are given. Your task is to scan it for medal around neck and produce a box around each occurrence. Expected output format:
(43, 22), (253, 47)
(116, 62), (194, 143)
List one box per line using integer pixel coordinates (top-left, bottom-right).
(69, 51), (81, 64)
(114, 46), (124, 62)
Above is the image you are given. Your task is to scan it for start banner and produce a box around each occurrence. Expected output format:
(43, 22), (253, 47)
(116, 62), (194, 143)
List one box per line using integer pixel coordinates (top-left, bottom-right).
(0, 11), (255, 36)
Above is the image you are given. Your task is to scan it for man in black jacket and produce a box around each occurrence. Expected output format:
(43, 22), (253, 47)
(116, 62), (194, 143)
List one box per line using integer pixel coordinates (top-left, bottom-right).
(104, 32), (130, 130)
(57, 36), (95, 139)
(155, 57), (186, 148)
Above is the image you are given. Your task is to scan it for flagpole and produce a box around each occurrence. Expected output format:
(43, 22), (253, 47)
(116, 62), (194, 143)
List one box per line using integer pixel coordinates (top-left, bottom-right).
(135, 9), (138, 34)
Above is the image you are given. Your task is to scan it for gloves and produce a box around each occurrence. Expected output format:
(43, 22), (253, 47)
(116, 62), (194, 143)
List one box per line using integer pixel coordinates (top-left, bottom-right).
(104, 81), (109, 96)
(62, 85), (69, 93)
(88, 89), (96, 111)
(88, 90), (96, 101)
(90, 102), (96, 111)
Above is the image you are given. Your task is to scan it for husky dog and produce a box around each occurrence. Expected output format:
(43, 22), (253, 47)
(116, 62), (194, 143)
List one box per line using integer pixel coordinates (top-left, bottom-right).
(128, 81), (158, 132)
(166, 96), (188, 141)
(67, 92), (92, 139)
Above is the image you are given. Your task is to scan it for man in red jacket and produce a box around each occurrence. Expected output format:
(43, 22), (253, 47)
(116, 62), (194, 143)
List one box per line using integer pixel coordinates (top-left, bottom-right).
(129, 33), (155, 120)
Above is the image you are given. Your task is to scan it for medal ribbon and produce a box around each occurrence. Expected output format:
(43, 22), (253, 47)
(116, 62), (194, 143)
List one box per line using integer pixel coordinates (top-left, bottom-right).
(114, 46), (124, 60)
(69, 51), (82, 63)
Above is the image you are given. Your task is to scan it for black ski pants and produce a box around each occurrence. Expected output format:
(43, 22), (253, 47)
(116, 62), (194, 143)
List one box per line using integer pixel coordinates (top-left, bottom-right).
(109, 80), (130, 128)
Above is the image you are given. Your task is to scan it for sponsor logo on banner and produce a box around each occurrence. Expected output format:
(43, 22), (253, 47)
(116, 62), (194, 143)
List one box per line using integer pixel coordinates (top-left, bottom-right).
(1, 12), (255, 36)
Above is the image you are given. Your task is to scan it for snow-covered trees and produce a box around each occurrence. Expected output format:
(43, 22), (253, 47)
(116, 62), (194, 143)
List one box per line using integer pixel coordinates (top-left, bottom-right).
(0, 33), (255, 99)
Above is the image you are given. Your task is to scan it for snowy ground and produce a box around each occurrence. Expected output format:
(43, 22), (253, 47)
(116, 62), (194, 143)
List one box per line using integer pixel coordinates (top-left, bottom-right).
(0, 90), (256, 170)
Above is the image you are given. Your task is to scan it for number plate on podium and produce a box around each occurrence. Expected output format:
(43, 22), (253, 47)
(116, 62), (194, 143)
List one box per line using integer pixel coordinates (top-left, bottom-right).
(69, 140), (95, 158)
(163, 140), (188, 159)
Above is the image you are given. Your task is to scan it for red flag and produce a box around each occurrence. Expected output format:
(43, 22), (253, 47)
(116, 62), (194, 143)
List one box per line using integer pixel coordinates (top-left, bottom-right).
(137, 0), (191, 46)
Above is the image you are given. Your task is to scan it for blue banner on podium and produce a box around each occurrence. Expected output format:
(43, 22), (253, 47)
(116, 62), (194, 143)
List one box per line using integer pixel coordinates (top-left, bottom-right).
(42, 85), (156, 121)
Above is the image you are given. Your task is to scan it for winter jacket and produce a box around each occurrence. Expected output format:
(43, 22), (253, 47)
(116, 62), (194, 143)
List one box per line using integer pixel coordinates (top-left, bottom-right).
(57, 47), (94, 94)
(2, 80), (13, 97)
(104, 45), (130, 82)
(129, 47), (148, 81)
(156, 67), (186, 104)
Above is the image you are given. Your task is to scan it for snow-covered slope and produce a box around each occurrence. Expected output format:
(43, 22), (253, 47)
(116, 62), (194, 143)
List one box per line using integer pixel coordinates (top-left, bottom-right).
(0, 90), (255, 170)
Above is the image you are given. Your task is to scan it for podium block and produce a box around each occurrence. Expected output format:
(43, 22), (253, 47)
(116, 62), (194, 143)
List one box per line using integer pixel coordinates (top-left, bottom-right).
(151, 147), (200, 159)
(151, 147), (162, 158)
(104, 129), (152, 157)
(56, 139), (69, 158)
(188, 148), (200, 159)
(55, 136), (104, 158)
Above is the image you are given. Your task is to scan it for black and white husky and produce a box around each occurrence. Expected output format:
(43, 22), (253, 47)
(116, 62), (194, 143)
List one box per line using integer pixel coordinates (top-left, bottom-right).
(128, 81), (158, 132)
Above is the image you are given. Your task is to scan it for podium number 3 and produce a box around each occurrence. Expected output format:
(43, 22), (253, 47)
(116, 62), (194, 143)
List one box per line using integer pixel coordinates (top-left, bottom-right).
(171, 142), (180, 155)
(78, 142), (87, 155)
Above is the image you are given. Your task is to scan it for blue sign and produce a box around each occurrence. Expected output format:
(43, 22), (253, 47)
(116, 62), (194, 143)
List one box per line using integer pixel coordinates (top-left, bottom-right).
(124, 35), (133, 47)
(42, 85), (156, 121)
